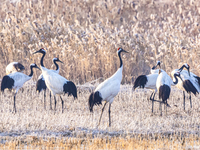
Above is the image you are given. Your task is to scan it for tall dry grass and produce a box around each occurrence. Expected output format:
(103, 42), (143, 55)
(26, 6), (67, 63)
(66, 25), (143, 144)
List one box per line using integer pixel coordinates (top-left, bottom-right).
(0, 0), (199, 84)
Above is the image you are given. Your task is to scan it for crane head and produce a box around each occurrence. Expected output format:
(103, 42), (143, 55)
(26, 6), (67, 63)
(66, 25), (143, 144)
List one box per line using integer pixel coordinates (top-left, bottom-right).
(53, 57), (63, 63)
(174, 71), (183, 81)
(184, 63), (190, 76)
(117, 47), (128, 54)
(30, 63), (41, 70)
(157, 61), (161, 67)
(178, 63), (190, 76)
(152, 61), (161, 70)
(32, 48), (46, 54)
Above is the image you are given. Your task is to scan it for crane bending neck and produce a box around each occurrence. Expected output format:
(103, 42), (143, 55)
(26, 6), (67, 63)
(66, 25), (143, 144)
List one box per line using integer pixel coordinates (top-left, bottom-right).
(28, 66), (34, 77)
(53, 60), (59, 71)
(118, 51), (123, 68)
(173, 74), (179, 85)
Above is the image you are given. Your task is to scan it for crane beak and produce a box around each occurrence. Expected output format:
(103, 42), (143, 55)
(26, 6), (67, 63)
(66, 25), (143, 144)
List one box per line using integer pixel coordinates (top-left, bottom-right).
(32, 51), (39, 54)
(59, 60), (64, 64)
(187, 68), (190, 76)
(36, 66), (41, 70)
(122, 49), (129, 53)
(179, 76), (183, 81)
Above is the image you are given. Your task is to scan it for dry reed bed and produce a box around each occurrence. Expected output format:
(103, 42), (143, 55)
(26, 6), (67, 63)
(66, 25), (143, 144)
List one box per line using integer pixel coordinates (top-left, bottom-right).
(0, 0), (200, 84)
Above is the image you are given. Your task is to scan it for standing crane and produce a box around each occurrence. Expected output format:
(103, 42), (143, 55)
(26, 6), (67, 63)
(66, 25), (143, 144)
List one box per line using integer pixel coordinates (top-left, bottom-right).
(156, 69), (183, 115)
(1, 63), (40, 113)
(88, 47), (128, 127)
(133, 61), (162, 113)
(36, 57), (63, 110)
(171, 63), (200, 110)
(33, 48), (77, 113)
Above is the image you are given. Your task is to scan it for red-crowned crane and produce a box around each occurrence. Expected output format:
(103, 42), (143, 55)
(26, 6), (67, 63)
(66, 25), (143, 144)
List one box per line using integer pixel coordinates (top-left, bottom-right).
(6, 62), (25, 75)
(151, 61), (161, 74)
(171, 63), (200, 110)
(133, 61), (162, 113)
(88, 47), (128, 127)
(33, 48), (77, 113)
(1, 63), (40, 113)
(36, 57), (63, 110)
(156, 70), (183, 116)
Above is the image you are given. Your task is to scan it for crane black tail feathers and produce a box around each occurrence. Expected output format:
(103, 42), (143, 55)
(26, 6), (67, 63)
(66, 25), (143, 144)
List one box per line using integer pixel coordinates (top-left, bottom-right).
(36, 79), (47, 93)
(63, 81), (77, 99)
(88, 91), (102, 112)
(183, 80), (198, 95)
(133, 75), (147, 90)
(159, 85), (171, 102)
(1, 76), (14, 92)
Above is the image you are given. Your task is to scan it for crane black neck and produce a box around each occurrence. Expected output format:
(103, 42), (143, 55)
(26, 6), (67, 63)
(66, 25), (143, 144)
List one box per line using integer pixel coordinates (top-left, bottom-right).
(40, 52), (46, 67)
(118, 51), (123, 68)
(28, 66), (34, 77)
(53, 60), (59, 70)
(173, 74), (180, 85)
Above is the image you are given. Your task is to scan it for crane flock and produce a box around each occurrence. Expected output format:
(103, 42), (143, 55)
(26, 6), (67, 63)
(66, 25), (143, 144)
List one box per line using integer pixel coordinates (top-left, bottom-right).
(1, 47), (199, 126)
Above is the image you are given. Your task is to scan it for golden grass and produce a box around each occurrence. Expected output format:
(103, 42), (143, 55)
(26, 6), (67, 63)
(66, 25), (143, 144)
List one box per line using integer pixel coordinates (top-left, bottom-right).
(0, 134), (199, 150)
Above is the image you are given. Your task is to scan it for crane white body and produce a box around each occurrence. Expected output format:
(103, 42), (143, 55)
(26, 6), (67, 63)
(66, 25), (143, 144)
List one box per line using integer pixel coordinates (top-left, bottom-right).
(37, 63), (60, 86)
(6, 72), (32, 92)
(41, 68), (69, 95)
(156, 71), (173, 90)
(95, 66), (123, 104)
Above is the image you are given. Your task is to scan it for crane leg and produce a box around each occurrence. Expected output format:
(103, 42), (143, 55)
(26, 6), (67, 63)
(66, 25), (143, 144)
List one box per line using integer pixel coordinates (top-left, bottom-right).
(159, 102), (162, 116)
(44, 90), (46, 110)
(54, 96), (57, 111)
(189, 93), (192, 108)
(60, 96), (64, 113)
(183, 91), (185, 110)
(13, 93), (17, 113)
(150, 92), (156, 113)
(97, 102), (107, 127)
(50, 92), (52, 110)
(108, 103), (111, 127)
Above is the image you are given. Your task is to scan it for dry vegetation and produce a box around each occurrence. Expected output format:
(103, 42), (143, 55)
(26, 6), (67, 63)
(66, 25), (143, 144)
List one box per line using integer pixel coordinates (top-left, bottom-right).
(0, 0), (200, 149)
(0, 0), (200, 83)
(0, 84), (200, 149)
(1, 134), (200, 149)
